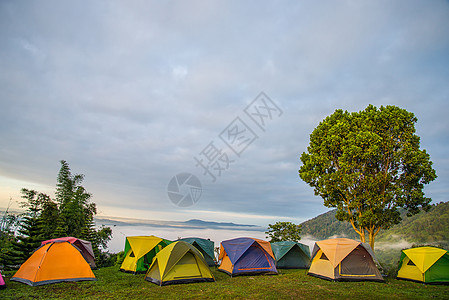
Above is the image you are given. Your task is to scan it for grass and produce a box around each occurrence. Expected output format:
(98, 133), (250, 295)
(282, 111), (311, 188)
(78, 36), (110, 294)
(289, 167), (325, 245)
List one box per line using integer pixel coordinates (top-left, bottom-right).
(1, 267), (448, 299)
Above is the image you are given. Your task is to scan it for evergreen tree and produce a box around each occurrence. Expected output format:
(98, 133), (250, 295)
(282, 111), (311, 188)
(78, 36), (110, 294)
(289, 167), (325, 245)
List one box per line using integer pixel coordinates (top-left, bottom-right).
(55, 160), (95, 237)
(5, 160), (113, 268)
(3, 189), (49, 267)
(0, 202), (22, 266)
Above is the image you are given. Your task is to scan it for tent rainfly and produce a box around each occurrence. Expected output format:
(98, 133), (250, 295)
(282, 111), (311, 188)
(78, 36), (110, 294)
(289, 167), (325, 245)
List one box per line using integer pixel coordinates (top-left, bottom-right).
(271, 241), (311, 269)
(41, 237), (97, 269)
(397, 246), (449, 284)
(308, 238), (384, 282)
(218, 237), (278, 276)
(120, 236), (172, 274)
(178, 237), (216, 266)
(145, 241), (215, 286)
(10, 241), (96, 286)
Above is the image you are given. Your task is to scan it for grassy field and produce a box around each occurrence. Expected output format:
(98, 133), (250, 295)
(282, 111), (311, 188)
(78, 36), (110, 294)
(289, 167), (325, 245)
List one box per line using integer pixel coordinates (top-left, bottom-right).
(1, 267), (448, 299)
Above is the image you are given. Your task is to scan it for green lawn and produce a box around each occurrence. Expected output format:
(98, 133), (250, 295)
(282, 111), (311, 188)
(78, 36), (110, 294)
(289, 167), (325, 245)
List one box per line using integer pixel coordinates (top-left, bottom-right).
(1, 267), (448, 299)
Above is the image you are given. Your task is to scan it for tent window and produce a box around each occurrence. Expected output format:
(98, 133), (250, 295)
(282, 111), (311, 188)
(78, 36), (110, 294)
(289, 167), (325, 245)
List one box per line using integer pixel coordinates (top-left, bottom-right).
(320, 252), (329, 260)
(129, 251), (135, 258)
(407, 259), (415, 266)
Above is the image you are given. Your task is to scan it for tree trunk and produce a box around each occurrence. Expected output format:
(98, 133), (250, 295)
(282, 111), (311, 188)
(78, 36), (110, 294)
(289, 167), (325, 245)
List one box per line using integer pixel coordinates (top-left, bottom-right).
(349, 221), (365, 243)
(369, 231), (375, 250)
(367, 227), (380, 251)
(359, 230), (366, 243)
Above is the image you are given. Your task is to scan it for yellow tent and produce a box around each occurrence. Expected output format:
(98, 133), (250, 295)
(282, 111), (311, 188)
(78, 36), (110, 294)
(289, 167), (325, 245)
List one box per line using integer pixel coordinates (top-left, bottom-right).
(397, 247), (449, 284)
(120, 236), (172, 274)
(10, 241), (96, 286)
(308, 238), (384, 282)
(145, 241), (215, 286)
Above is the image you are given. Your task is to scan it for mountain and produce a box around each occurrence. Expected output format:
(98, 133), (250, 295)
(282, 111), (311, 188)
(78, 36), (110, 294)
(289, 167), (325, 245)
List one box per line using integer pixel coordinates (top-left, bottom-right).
(300, 201), (449, 249)
(94, 216), (264, 231)
(183, 219), (257, 228)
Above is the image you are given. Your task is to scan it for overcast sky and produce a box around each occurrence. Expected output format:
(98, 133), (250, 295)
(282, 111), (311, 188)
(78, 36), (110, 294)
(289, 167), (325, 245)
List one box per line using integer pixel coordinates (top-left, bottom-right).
(1, 0), (449, 228)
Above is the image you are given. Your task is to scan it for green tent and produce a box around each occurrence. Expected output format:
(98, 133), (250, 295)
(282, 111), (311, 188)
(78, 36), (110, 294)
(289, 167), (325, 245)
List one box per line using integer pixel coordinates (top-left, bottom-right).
(271, 241), (311, 269)
(397, 246), (449, 284)
(145, 241), (215, 286)
(120, 236), (172, 274)
(178, 237), (216, 266)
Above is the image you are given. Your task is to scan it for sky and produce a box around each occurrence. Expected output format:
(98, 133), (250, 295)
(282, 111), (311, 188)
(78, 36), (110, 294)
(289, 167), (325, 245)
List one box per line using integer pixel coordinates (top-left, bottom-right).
(1, 0), (449, 234)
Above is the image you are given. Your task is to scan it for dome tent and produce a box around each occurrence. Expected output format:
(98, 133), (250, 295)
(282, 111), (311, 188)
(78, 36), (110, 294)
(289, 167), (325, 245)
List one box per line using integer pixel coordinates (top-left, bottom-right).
(145, 241), (215, 286)
(120, 236), (172, 274)
(178, 237), (216, 266)
(271, 241), (311, 269)
(10, 241), (96, 286)
(308, 238), (384, 282)
(41, 237), (96, 269)
(218, 237), (277, 276)
(397, 246), (449, 284)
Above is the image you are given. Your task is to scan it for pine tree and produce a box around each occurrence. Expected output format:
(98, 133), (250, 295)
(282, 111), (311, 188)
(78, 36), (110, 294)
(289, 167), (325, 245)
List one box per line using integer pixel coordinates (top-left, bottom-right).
(3, 204), (43, 266)
(53, 215), (68, 238)
(55, 160), (95, 237)
(11, 215), (44, 262)
(80, 215), (100, 263)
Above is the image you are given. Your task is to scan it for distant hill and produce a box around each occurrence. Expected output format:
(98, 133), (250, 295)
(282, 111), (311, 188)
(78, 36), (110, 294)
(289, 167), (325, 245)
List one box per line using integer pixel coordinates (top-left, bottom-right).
(94, 216), (264, 231)
(300, 201), (449, 249)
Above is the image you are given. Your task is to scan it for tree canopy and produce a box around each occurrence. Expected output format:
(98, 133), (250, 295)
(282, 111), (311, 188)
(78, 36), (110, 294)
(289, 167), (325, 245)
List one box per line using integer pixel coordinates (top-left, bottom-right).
(299, 105), (436, 249)
(265, 221), (302, 242)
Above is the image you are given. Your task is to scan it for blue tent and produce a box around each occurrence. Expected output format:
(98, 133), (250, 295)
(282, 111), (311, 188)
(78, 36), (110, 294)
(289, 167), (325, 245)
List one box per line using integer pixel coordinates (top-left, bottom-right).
(218, 237), (277, 276)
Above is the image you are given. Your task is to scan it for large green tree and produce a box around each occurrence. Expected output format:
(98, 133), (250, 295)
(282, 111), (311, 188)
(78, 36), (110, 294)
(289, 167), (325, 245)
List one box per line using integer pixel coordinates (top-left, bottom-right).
(265, 221), (302, 242)
(299, 105), (437, 249)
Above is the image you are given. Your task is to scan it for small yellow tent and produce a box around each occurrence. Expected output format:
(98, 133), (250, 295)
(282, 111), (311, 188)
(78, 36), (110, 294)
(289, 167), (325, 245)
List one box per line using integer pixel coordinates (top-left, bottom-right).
(308, 238), (384, 282)
(145, 241), (215, 286)
(397, 247), (449, 284)
(120, 236), (172, 274)
(10, 241), (96, 286)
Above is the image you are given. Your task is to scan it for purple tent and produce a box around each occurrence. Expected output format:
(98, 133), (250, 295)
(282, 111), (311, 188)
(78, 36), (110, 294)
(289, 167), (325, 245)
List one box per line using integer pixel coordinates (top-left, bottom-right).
(218, 237), (278, 276)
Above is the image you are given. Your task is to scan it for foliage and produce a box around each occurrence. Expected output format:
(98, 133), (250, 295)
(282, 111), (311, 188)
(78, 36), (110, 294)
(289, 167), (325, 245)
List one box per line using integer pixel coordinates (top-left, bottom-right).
(376, 201), (449, 249)
(3, 160), (113, 268)
(300, 209), (357, 240)
(299, 105), (437, 249)
(55, 160), (96, 238)
(0, 200), (22, 266)
(114, 251), (125, 266)
(265, 221), (302, 242)
(1, 267), (448, 299)
(301, 202), (449, 250)
(2, 189), (58, 268)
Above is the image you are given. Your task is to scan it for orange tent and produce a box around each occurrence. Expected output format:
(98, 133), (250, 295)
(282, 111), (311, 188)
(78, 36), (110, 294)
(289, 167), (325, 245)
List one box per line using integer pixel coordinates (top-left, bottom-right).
(41, 237), (97, 269)
(11, 241), (96, 286)
(308, 238), (384, 282)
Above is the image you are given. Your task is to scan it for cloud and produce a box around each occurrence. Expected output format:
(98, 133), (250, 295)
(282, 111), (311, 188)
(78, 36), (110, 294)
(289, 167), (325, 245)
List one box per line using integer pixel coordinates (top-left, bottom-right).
(1, 0), (449, 228)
